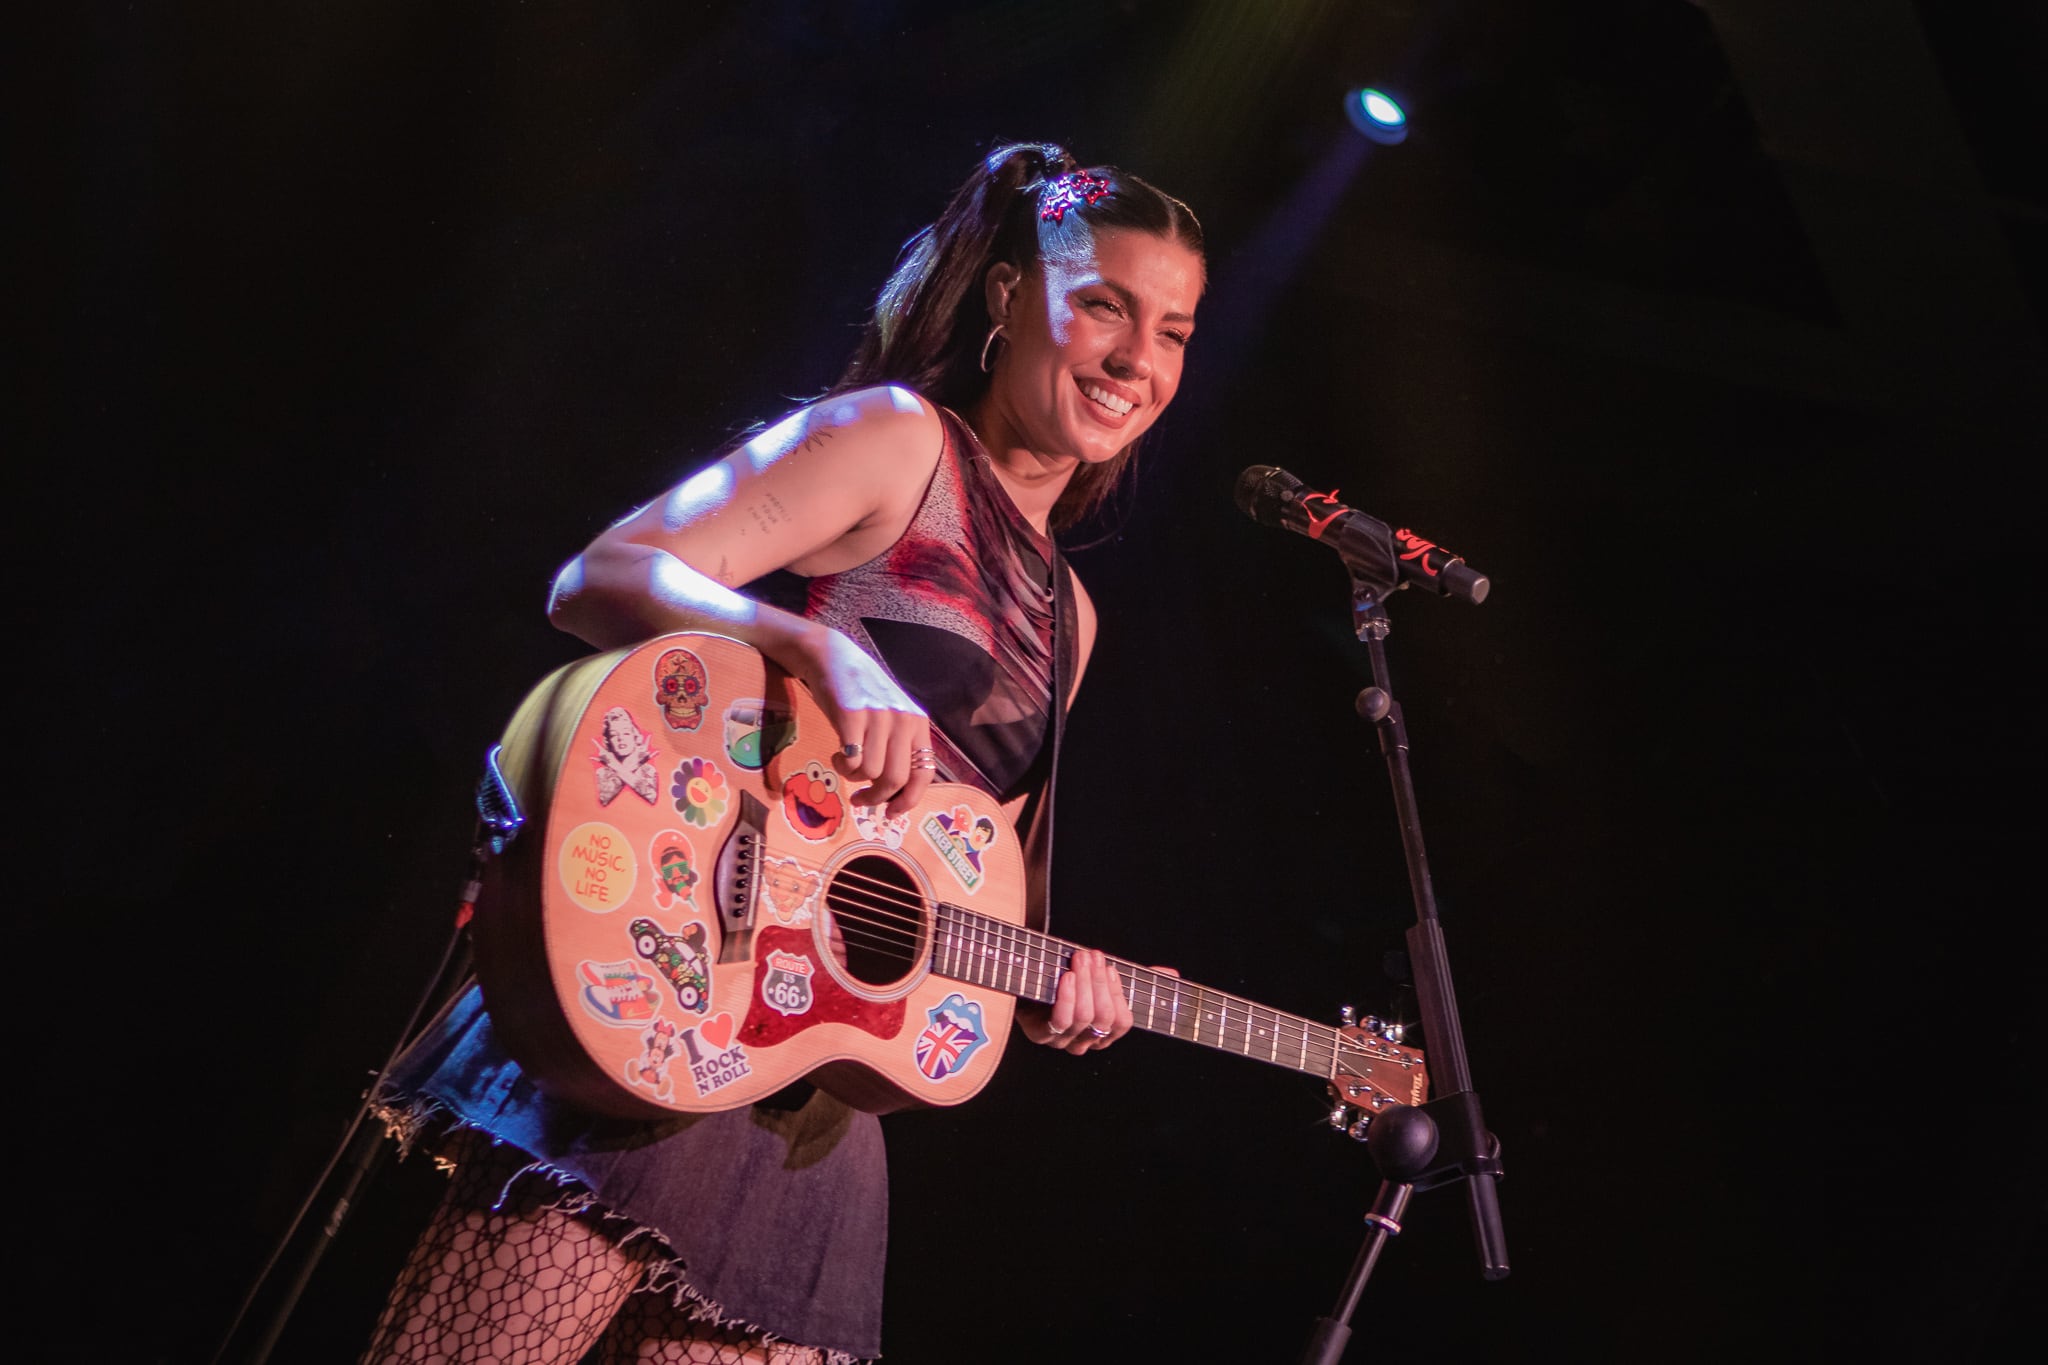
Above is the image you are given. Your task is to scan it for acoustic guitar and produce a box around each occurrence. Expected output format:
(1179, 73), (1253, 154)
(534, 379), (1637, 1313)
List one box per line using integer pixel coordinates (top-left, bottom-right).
(472, 632), (1427, 1121)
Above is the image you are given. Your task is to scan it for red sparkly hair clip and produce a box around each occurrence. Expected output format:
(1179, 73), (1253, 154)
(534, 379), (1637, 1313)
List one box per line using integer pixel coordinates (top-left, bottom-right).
(1039, 171), (1111, 224)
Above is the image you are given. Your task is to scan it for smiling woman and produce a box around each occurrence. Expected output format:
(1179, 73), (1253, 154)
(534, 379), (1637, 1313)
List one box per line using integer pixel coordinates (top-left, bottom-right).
(361, 143), (1204, 1365)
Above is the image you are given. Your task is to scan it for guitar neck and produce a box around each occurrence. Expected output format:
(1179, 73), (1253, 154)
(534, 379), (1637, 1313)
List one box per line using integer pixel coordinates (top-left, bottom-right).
(932, 902), (1352, 1081)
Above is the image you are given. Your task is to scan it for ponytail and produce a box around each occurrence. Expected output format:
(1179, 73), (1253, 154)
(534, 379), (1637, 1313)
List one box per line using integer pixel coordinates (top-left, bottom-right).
(837, 142), (1204, 534)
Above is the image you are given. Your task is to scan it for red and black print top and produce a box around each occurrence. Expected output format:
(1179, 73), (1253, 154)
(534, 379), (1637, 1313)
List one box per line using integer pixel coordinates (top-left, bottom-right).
(799, 405), (1057, 803)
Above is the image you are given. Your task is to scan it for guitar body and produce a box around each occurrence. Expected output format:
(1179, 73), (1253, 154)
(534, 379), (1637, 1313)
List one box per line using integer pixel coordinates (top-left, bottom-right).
(473, 632), (1024, 1120)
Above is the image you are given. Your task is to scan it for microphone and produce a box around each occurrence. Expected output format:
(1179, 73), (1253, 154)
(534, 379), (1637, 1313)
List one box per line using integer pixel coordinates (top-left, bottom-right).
(1235, 465), (1490, 605)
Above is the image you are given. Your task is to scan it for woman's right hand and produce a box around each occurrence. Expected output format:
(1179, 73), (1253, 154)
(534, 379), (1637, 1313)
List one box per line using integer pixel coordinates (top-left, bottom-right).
(787, 626), (937, 819)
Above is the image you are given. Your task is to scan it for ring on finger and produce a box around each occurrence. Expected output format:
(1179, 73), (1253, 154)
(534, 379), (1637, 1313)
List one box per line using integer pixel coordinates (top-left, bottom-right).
(909, 747), (938, 772)
(1089, 1025), (1111, 1038)
(841, 742), (862, 761)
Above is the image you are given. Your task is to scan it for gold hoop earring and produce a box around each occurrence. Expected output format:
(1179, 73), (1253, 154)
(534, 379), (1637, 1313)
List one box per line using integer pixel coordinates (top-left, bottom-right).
(979, 325), (1006, 374)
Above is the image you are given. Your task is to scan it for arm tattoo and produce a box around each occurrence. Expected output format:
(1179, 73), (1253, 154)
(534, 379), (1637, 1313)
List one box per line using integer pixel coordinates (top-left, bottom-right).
(744, 491), (792, 535)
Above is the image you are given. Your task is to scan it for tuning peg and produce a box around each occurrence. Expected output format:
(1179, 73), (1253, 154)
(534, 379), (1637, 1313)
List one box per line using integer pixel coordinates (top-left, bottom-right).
(1339, 1004), (1356, 1027)
(1328, 1102), (1374, 1141)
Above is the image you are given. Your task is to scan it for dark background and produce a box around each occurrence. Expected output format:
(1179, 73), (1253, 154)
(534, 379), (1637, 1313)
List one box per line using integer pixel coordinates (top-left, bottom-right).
(37, 2), (2042, 1361)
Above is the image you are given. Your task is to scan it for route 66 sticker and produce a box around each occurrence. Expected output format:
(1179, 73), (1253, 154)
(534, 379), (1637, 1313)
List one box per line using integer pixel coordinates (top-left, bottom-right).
(760, 950), (815, 1018)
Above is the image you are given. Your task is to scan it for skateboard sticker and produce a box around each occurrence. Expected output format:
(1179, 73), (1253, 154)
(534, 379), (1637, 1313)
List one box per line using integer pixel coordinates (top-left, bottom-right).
(580, 959), (660, 1026)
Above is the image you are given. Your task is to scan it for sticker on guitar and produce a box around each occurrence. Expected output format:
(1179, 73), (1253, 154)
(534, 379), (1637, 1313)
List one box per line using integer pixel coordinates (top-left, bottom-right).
(630, 916), (712, 1014)
(578, 959), (660, 1026)
(920, 805), (997, 894)
(914, 993), (988, 1082)
(592, 707), (660, 807)
(671, 756), (731, 829)
(653, 648), (710, 732)
(648, 830), (701, 911)
(760, 855), (821, 926)
(559, 822), (636, 913)
(760, 950), (815, 1017)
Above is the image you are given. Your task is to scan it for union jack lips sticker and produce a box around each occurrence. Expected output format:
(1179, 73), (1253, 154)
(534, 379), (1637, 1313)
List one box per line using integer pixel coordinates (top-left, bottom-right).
(914, 993), (988, 1082)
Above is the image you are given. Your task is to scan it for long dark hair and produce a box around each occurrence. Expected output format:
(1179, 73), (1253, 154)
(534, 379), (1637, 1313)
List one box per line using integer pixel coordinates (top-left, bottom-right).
(837, 142), (1204, 533)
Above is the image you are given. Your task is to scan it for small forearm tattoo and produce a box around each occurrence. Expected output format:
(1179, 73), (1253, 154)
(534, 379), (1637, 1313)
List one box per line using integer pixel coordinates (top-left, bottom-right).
(744, 491), (792, 536)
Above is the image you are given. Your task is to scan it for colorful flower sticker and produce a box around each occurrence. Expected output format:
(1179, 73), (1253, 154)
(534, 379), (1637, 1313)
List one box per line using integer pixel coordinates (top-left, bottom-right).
(671, 755), (731, 828)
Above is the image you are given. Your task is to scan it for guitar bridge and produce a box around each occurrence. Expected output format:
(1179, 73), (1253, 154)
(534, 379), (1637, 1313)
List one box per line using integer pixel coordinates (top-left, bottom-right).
(714, 790), (768, 964)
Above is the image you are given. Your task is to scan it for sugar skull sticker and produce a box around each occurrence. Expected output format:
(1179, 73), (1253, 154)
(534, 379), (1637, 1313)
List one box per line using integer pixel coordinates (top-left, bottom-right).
(654, 648), (710, 732)
(920, 804), (998, 894)
(723, 699), (798, 771)
(630, 916), (713, 1014)
(592, 706), (660, 807)
(671, 755), (731, 829)
(579, 959), (660, 1026)
(850, 801), (910, 849)
(760, 854), (822, 926)
(914, 993), (988, 1082)
(648, 830), (700, 911)
(759, 950), (816, 1018)
(780, 760), (845, 843)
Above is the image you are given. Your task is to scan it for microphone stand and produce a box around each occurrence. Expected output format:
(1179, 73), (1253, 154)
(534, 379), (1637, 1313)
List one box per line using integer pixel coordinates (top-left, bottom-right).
(1299, 575), (1509, 1365)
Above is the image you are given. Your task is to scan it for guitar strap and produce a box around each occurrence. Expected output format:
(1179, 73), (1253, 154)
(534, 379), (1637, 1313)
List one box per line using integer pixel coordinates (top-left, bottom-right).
(1019, 545), (1076, 934)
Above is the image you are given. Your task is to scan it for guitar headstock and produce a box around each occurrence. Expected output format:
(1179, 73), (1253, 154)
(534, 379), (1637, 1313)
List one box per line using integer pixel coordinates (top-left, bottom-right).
(1326, 1022), (1429, 1136)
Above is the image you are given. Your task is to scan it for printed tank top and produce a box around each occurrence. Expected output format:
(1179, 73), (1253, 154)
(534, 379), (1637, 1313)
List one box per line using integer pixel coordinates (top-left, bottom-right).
(799, 406), (1056, 802)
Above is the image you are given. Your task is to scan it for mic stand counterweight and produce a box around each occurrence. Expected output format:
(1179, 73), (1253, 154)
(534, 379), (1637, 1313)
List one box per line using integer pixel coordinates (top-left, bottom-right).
(1299, 583), (1509, 1365)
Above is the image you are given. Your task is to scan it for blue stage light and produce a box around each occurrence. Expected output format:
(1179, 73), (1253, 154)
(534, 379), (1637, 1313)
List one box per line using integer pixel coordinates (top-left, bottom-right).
(1345, 87), (1409, 145)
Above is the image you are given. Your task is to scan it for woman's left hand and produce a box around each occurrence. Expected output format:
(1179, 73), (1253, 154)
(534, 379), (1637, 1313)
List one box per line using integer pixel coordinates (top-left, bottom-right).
(1021, 951), (1176, 1056)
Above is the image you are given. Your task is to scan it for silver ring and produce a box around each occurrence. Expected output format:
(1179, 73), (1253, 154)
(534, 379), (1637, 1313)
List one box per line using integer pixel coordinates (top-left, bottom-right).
(1089, 1026), (1111, 1039)
(841, 742), (862, 760)
(1046, 1024), (1067, 1037)
(909, 752), (938, 771)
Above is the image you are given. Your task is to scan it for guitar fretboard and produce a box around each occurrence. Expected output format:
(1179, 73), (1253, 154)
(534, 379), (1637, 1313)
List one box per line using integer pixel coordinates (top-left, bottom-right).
(932, 902), (1371, 1083)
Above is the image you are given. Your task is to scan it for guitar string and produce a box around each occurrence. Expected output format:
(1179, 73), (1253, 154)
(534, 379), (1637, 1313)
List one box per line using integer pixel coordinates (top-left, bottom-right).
(661, 841), (1393, 1077)
(779, 907), (1374, 1078)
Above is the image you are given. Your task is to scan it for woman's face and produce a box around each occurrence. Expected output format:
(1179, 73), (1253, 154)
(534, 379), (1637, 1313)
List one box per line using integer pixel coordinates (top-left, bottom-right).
(986, 226), (1204, 467)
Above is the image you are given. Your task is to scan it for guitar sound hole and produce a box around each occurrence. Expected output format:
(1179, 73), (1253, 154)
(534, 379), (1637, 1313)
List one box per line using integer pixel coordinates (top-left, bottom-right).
(825, 854), (926, 988)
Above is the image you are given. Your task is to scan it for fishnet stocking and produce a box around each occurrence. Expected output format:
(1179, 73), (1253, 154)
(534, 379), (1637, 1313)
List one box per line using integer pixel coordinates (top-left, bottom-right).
(361, 1137), (823, 1365)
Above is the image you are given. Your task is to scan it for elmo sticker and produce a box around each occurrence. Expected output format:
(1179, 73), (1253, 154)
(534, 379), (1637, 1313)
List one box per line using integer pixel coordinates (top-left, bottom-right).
(780, 760), (845, 843)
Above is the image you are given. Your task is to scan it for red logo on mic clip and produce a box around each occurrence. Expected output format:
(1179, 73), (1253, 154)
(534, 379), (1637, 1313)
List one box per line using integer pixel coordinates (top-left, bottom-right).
(1303, 489), (1346, 540)
(1393, 528), (1443, 576)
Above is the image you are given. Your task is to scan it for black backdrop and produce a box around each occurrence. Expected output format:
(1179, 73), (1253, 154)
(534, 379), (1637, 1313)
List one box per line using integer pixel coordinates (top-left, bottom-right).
(38, 3), (2042, 1362)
